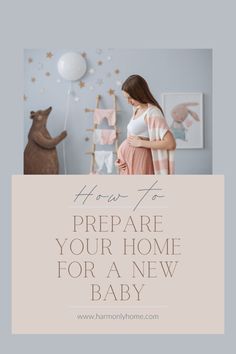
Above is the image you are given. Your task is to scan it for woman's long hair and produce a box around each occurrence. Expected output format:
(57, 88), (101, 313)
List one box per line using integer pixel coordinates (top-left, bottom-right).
(122, 74), (164, 115)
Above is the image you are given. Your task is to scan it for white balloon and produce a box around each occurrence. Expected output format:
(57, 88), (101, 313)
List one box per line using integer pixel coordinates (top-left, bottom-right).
(57, 52), (87, 81)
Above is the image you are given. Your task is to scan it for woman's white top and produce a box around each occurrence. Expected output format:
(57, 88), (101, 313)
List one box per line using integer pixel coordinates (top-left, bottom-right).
(127, 107), (150, 138)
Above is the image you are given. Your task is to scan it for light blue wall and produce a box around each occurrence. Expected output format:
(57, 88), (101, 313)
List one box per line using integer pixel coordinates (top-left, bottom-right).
(24, 49), (212, 174)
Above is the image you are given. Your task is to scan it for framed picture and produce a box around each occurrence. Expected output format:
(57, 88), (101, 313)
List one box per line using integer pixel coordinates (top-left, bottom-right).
(161, 92), (203, 149)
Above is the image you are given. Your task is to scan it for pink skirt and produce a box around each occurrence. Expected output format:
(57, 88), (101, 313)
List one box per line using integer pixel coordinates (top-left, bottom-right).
(116, 139), (154, 175)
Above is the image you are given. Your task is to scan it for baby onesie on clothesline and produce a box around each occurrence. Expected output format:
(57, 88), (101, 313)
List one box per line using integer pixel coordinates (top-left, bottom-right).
(93, 129), (116, 145)
(93, 108), (116, 126)
(94, 151), (113, 174)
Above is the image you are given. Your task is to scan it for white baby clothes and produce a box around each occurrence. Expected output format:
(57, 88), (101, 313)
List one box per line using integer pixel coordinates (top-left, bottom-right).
(93, 129), (116, 145)
(94, 151), (113, 174)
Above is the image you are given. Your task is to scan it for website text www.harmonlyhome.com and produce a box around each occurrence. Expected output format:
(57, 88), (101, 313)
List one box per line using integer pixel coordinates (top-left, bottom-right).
(76, 312), (160, 320)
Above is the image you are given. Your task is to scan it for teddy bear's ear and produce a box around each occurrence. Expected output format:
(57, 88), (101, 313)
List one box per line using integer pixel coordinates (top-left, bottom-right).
(30, 111), (35, 119)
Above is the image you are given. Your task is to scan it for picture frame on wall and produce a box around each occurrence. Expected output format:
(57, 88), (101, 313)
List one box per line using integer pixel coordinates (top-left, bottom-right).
(161, 92), (203, 149)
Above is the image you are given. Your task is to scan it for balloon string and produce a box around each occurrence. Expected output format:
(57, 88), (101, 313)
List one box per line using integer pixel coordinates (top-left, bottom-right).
(62, 81), (72, 174)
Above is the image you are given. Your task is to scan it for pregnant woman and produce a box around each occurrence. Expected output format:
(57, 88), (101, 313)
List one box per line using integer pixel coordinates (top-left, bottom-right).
(116, 75), (176, 175)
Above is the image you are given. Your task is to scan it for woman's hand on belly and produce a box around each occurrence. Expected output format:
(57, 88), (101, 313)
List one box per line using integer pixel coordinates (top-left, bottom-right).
(115, 158), (126, 171)
(127, 135), (143, 147)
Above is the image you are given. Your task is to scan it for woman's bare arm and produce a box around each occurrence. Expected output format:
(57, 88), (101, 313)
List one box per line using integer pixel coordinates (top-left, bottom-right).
(128, 131), (176, 150)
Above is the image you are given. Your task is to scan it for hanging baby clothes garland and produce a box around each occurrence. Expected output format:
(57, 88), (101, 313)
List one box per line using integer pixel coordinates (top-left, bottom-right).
(85, 95), (119, 174)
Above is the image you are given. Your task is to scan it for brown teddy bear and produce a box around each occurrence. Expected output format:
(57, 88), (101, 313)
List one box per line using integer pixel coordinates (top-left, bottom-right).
(24, 107), (67, 174)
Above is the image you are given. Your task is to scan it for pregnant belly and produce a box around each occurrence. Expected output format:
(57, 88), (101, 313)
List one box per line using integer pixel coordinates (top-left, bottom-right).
(116, 139), (154, 175)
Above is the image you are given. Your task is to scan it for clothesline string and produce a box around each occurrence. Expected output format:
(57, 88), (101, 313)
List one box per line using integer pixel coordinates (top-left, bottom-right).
(62, 81), (72, 175)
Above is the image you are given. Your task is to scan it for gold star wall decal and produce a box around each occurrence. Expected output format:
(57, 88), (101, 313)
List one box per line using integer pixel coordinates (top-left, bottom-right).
(97, 60), (103, 65)
(46, 52), (53, 59)
(31, 77), (36, 83)
(108, 89), (115, 95)
(28, 57), (33, 63)
(114, 69), (120, 74)
(79, 81), (85, 88)
(45, 72), (51, 76)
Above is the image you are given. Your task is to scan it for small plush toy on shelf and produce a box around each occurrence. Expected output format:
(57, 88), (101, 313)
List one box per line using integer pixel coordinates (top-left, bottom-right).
(24, 107), (67, 174)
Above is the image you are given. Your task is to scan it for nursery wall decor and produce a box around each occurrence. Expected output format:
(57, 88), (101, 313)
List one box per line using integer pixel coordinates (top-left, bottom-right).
(162, 92), (203, 149)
